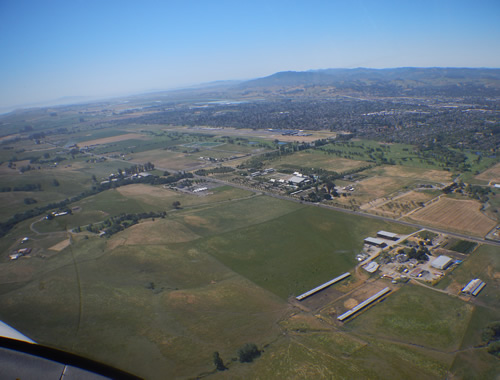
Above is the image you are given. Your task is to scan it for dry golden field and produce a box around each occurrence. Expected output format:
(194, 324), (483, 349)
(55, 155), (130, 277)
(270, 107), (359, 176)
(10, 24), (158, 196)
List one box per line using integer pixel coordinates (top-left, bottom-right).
(79, 133), (147, 146)
(475, 162), (500, 183)
(409, 197), (497, 236)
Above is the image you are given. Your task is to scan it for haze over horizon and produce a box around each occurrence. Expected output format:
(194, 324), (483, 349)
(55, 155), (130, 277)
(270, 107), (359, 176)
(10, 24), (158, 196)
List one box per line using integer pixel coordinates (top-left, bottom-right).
(1, 0), (499, 110)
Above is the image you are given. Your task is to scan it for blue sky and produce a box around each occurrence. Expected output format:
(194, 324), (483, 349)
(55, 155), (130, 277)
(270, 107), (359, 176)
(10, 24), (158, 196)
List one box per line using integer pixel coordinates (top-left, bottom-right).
(1, 0), (499, 108)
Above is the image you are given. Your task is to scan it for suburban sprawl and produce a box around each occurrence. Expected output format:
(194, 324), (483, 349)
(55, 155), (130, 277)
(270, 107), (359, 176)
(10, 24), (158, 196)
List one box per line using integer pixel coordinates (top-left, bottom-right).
(0, 68), (499, 379)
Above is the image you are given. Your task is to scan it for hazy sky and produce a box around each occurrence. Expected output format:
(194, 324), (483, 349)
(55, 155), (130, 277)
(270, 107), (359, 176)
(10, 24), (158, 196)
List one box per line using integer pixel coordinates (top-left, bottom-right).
(1, 0), (499, 108)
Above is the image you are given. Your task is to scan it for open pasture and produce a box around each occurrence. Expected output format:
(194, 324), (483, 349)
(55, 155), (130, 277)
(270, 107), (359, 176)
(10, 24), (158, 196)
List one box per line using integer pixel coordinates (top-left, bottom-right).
(270, 149), (367, 173)
(130, 149), (202, 170)
(77, 132), (148, 146)
(436, 244), (500, 308)
(474, 162), (500, 184)
(372, 190), (437, 217)
(0, 238), (288, 379)
(346, 284), (474, 351)
(233, 310), (451, 380)
(362, 165), (452, 183)
(408, 197), (497, 236)
(116, 183), (253, 210)
(355, 176), (417, 204)
(195, 205), (414, 299)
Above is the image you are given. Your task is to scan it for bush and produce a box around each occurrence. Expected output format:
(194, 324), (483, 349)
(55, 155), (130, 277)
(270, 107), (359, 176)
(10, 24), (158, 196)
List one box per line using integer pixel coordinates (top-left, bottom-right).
(237, 343), (260, 363)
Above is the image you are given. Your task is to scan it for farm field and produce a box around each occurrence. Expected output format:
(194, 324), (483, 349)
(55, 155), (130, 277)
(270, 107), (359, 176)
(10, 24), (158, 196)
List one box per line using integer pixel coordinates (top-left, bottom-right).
(0, 187), (419, 379)
(370, 190), (438, 217)
(78, 132), (146, 146)
(1, 111), (499, 380)
(407, 197), (497, 236)
(435, 244), (500, 308)
(361, 164), (453, 183)
(475, 162), (500, 184)
(269, 149), (367, 173)
(347, 285), (474, 351)
(351, 165), (450, 206)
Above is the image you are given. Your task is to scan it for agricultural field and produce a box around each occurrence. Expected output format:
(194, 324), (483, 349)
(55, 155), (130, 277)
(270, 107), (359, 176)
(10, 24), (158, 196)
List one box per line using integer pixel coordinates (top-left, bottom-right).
(435, 244), (500, 308)
(407, 197), (497, 237)
(77, 132), (148, 146)
(475, 162), (500, 184)
(0, 182), (419, 379)
(351, 165), (451, 207)
(369, 190), (438, 217)
(1, 112), (499, 379)
(268, 149), (367, 173)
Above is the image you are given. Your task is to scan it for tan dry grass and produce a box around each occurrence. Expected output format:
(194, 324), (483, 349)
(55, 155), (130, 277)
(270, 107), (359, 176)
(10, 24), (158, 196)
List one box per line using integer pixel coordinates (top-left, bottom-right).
(410, 197), (497, 236)
(344, 298), (359, 309)
(116, 183), (172, 198)
(80, 133), (146, 146)
(475, 163), (500, 183)
(376, 165), (452, 182)
(118, 219), (200, 245)
(48, 239), (71, 251)
(356, 176), (401, 199)
(132, 149), (201, 170)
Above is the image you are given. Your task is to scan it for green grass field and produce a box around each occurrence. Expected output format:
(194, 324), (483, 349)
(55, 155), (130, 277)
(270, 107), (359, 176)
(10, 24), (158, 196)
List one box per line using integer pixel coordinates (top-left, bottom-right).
(347, 285), (473, 351)
(435, 244), (500, 308)
(1, 125), (498, 379)
(195, 205), (413, 299)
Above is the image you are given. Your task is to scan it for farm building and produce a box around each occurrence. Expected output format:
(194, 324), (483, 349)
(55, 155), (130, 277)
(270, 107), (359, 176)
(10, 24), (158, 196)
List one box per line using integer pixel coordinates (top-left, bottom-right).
(363, 262), (379, 273)
(364, 237), (387, 247)
(377, 231), (398, 240)
(288, 176), (306, 185)
(410, 267), (424, 277)
(462, 279), (486, 296)
(337, 287), (391, 321)
(296, 272), (350, 301)
(430, 255), (453, 270)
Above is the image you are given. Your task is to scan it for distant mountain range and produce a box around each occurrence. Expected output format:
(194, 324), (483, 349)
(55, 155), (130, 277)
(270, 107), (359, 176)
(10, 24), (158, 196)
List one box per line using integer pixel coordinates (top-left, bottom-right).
(235, 67), (500, 97)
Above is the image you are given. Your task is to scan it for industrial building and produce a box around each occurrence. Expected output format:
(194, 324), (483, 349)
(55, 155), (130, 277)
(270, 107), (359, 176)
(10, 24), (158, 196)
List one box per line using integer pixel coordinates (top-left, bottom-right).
(364, 237), (387, 247)
(430, 255), (453, 270)
(462, 278), (486, 296)
(377, 231), (398, 241)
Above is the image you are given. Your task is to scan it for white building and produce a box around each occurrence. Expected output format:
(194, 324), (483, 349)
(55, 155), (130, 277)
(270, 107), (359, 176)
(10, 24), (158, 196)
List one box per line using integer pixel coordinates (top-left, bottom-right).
(431, 255), (453, 270)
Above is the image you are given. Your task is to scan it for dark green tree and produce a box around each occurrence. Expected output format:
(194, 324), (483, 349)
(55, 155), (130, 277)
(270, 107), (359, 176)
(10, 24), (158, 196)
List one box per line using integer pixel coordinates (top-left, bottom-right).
(237, 343), (260, 363)
(212, 351), (226, 371)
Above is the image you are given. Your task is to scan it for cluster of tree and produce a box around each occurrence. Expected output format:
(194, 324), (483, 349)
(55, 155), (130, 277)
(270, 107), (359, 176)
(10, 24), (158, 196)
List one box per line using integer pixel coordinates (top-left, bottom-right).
(194, 166), (235, 176)
(212, 343), (261, 372)
(463, 183), (492, 202)
(84, 211), (166, 236)
(482, 321), (500, 358)
(0, 183), (42, 192)
(23, 198), (37, 205)
(0, 172), (192, 238)
(237, 343), (261, 363)
(403, 243), (430, 262)
(121, 162), (155, 175)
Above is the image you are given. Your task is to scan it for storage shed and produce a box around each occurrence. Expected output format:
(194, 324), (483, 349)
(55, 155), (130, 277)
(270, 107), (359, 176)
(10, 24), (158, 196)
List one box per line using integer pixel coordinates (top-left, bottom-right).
(364, 237), (387, 247)
(377, 231), (398, 240)
(431, 255), (453, 270)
